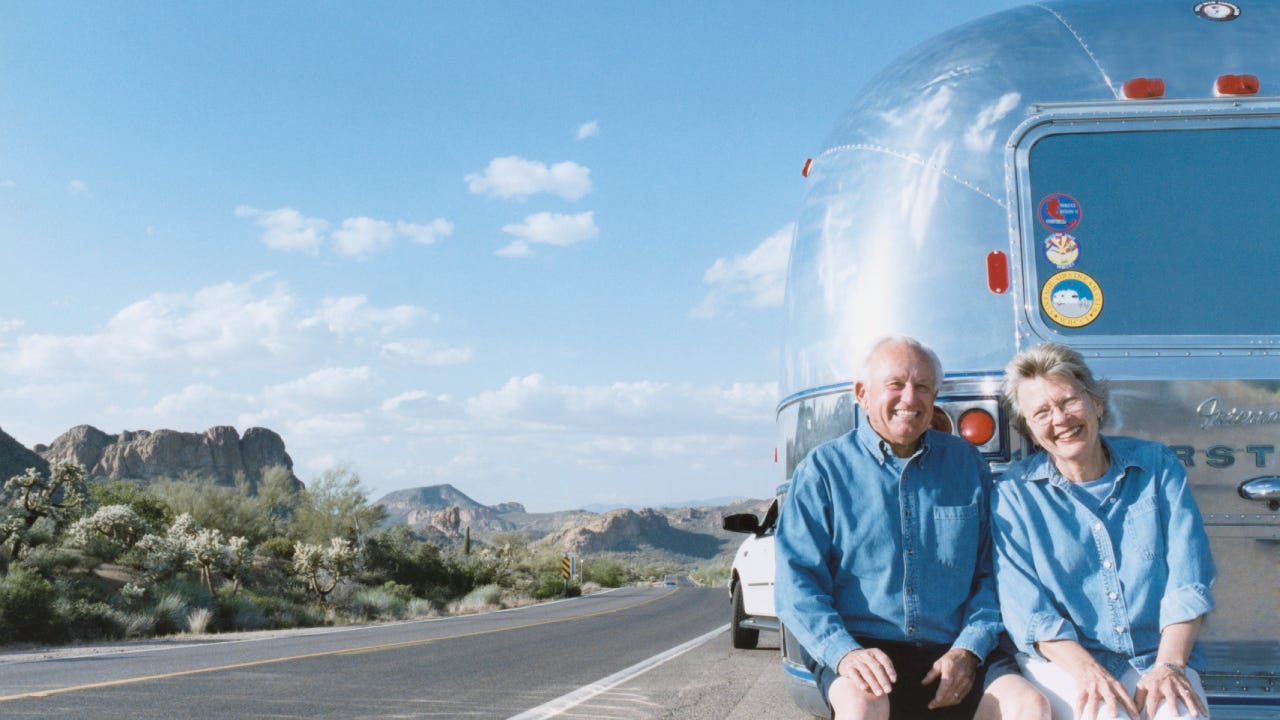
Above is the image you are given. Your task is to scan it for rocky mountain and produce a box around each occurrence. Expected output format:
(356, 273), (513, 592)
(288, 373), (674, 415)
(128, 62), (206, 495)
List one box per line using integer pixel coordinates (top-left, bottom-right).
(0, 427), (49, 483)
(34, 424), (301, 490)
(374, 484), (774, 562)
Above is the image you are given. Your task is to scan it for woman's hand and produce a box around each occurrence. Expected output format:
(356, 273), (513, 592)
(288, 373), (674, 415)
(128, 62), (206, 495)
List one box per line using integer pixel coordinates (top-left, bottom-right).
(1134, 663), (1208, 718)
(1071, 662), (1140, 719)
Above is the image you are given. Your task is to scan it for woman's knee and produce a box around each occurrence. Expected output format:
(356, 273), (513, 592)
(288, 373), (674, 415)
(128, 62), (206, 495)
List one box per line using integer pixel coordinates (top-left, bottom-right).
(977, 674), (1052, 720)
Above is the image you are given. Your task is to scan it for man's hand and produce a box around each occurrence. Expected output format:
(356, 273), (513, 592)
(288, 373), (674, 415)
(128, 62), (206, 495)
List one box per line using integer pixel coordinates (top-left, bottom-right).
(836, 647), (898, 697)
(922, 648), (979, 709)
(1134, 664), (1207, 719)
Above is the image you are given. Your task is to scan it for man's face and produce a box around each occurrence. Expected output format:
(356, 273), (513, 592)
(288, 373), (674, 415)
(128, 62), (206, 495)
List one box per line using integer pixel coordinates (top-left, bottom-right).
(854, 342), (938, 457)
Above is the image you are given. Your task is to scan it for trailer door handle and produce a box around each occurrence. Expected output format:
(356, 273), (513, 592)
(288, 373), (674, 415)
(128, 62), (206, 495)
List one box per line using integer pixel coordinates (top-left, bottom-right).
(1238, 476), (1280, 510)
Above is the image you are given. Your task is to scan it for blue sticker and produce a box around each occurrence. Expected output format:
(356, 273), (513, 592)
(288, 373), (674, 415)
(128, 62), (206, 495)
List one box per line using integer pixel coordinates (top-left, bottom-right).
(1038, 193), (1081, 232)
(1041, 271), (1103, 328)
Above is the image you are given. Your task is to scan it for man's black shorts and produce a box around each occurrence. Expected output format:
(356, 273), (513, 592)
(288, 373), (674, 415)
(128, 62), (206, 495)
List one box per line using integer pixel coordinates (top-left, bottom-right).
(815, 639), (987, 719)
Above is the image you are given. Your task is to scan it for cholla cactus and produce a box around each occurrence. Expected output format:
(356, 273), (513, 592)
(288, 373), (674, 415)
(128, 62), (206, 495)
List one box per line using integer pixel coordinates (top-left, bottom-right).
(68, 504), (150, 550)
(136, 513), (250, 592)
(0, 462), (87, 558)
(292, 537), (356, 607)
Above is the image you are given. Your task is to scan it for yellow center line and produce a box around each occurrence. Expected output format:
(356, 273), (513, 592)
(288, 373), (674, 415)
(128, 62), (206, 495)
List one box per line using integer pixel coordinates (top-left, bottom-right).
(0, 589), (676, 702)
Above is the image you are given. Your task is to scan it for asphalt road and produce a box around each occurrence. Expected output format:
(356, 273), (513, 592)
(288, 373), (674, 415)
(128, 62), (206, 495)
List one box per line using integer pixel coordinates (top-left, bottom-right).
(0, 586), (817, 720)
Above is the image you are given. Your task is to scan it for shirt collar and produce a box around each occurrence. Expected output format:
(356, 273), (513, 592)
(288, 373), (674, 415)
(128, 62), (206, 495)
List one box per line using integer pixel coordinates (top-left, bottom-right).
(854, 406), (930, 465)
(1025, 436), (1140, 488)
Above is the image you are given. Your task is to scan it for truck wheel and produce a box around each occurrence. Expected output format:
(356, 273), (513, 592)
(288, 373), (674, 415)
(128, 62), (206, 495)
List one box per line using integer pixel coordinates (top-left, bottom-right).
(731, 582), (759, 649)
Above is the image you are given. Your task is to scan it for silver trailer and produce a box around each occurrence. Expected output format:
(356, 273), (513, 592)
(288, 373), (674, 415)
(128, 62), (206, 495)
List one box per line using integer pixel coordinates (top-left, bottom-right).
(778, 1), (1278, 717)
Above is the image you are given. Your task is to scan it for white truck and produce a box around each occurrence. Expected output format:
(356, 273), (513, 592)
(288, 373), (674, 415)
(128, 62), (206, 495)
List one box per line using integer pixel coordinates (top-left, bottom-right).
(729, 1), (1280, 717)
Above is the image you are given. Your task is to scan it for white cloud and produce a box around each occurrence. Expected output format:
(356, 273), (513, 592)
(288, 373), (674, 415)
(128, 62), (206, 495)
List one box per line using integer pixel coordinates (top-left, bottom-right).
(332, 217), (397, 259)
(301, 295), (425, 336)
(576, 121), (600, 140)
(465, 156), (592, 201)
(237, 206), (452, 258)
(497, 211), (598, 257)
(693, 224), (794, 318)
(396, 218), (454, 245)
(380, 339), (473, 367)
(67, 179), (90, 196)
(236, 205), (329, 253)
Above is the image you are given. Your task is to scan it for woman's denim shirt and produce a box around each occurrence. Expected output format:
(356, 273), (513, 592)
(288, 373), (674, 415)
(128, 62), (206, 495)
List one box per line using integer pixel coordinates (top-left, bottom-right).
(774, 417), (1001, 672)
(991, 436), (1217, 677)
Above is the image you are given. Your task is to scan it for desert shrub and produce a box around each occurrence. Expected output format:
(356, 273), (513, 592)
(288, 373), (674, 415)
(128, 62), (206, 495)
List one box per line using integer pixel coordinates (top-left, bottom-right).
(453, 583), (504, 613)
(22, 546), (87, 575)
(258, 536), (295, 561)
(58, 598), (124, 641)
(406, 598), (436, 618)
(186, 607), (214, 634)
(342, 584), (411, 620)
(151, 593), (188, 636)
(0, 567), (65, 642)
(530, 571), (577, 600)
(583, 558), (628, 587)
(88, 480), (173, 530)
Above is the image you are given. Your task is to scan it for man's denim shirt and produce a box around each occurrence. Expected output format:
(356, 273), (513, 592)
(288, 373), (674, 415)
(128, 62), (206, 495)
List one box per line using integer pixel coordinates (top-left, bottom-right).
(774, 415), (1001, 672)
(991, 436), (1216, 677)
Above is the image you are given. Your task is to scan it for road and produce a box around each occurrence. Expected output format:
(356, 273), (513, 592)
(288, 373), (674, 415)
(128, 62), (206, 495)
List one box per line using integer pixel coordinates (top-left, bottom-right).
(0, 586), (816, 719)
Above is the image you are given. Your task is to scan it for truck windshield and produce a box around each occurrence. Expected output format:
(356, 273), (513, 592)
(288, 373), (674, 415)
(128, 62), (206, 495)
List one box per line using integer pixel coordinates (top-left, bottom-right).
(1025, 125), (1280, 338)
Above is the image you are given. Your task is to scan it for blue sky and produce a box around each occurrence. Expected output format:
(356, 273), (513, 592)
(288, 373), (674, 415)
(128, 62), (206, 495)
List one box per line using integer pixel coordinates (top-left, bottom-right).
(0, 1), (1025, 512)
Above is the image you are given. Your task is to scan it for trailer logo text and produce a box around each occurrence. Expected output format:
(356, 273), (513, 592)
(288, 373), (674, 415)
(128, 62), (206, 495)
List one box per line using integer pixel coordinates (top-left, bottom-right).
(1197, 397), (1280, 429)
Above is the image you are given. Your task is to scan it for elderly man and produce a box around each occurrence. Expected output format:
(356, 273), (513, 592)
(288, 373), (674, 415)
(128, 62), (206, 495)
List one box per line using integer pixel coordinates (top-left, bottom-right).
(775, 336), (1044, 720)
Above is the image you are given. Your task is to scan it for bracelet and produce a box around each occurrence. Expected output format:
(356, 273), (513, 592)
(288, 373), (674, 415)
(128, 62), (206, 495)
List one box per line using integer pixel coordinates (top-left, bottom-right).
(1153, 661), (1186, 675)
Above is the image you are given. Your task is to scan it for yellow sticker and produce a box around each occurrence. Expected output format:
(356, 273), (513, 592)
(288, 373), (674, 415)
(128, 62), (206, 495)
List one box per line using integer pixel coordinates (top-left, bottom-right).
(1041, 270), (1103, 328)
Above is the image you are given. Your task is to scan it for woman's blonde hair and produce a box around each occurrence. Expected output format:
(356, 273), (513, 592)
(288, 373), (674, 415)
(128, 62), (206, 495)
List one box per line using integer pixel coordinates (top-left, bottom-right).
(1002, 342), (1108, 434)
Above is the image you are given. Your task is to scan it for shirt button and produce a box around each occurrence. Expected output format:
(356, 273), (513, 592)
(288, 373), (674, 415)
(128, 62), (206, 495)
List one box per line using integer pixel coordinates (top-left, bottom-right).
(907, 587), (915, 594)
(1115, 625), (1126, 634)
(1108, 592), (1118, 601)
(908, 625), (916, 634)
(1103, 560), (1113, 569)
(1093, 522), (1103, 531)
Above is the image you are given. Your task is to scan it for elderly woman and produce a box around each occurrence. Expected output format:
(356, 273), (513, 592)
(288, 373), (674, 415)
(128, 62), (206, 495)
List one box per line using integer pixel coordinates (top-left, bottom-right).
(992, 343), (1216, 720)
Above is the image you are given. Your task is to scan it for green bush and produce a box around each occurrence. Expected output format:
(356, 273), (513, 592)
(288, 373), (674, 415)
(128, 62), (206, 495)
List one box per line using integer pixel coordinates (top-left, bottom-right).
(257, 536), (296, 561)
(530, 571), (577, 600)
(583, 558), (628, 587)
(0, 567), (65, 643)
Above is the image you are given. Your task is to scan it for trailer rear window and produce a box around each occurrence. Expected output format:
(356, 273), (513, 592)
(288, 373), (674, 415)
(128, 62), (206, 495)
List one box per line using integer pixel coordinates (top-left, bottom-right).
(1025, 127), (1280, 338)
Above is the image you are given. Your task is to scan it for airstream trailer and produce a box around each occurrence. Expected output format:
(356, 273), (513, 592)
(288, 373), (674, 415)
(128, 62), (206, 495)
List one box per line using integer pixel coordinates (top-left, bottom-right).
(775, 1), (1279, 717)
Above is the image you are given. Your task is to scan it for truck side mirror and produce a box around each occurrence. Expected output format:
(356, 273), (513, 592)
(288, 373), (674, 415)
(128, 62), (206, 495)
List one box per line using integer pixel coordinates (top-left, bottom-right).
(722, 512), (762, 535)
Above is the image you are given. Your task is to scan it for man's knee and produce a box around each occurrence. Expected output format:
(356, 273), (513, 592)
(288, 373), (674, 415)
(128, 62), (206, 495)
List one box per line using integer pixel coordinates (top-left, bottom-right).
(976, 674), (1052, 720)
(828, 676), (890, 720)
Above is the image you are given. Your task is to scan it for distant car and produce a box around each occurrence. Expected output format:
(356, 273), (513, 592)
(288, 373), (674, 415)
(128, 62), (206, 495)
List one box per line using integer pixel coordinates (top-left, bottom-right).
(663, 574), (679, 587)
(721, 499), (780, 649)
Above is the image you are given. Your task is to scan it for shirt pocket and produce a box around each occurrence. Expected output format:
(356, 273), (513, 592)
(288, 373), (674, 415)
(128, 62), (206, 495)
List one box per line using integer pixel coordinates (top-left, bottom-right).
(1121, 495), (1162, 563)
(932, 502), (979, 572)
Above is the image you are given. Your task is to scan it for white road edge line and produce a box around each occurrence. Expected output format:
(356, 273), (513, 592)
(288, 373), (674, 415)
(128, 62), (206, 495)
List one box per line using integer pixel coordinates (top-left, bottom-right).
(505, 623), (730, 720)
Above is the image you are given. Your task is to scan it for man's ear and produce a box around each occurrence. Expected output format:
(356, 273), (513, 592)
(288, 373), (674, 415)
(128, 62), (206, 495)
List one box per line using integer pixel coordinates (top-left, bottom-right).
(854, 381), (866, 405)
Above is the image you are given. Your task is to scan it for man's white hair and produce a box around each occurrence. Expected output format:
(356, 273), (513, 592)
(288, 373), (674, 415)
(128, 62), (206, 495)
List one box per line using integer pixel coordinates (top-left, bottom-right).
(859, 336), (943, 385)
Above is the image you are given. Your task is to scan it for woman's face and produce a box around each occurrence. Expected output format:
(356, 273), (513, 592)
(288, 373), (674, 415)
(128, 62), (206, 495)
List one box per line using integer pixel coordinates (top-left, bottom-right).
(1016, 372), (1104, 467)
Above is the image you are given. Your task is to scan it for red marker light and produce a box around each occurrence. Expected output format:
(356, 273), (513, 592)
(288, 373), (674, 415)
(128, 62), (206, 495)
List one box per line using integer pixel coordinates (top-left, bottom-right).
(987, 251), (1009, 294)
(959, 409), (996, 446)
(1122, 77), (1165, 98)
(801, 158), (814, 177)
(1216, 74), (1259, 95)
(931, 407), (954, 434)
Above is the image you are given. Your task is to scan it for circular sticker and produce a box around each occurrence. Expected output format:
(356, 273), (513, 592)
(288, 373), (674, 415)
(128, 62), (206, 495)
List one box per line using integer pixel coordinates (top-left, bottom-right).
(1038, 193), (1081, 232)
(1194, 2), (1240, 21)
(1041, 271), (1103, 328)
(1043, 233), (1080, 269)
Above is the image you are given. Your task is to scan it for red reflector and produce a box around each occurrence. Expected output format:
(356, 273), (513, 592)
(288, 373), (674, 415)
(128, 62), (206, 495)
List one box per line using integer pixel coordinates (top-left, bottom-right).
(1122, 77), (1165, 98)
(987, 251), (1009, 294)
(959, 409), (996, 446)
(774, 447), (778, 463)
(1216, 74), (1259, 95)
(801, 158), (814, 177)
(930, 407), (954, 434)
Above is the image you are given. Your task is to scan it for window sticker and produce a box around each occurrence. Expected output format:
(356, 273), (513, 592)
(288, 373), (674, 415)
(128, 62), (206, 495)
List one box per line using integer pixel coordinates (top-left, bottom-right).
(1043, 233), (1079, 269)
(1038, 193), (1081, 232)
(1041, 270), (1103, 327)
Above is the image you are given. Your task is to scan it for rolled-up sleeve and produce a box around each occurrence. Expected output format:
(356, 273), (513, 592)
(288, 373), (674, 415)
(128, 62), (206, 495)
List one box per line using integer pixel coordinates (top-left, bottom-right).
(1156, 448), (1216, 628)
